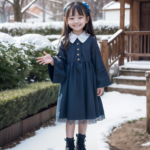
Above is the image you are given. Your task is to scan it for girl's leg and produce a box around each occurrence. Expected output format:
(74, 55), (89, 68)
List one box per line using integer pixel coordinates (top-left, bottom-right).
(78, 123), (87, 134)
(66, 122), (75, 138)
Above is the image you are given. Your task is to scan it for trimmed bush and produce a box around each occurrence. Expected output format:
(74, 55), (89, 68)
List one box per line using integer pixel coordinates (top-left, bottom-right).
(0, 21), (130, 36)
(0, 42), (30, 90)
(0, 81), (59, 130)
(0, 42), (57, 90)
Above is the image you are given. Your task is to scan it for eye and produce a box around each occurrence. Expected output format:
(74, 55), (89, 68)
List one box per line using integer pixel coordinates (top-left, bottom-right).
(79, 17), (82, 19)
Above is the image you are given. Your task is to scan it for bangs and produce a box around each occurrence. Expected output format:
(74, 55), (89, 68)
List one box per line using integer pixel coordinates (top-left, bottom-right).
(67, 4), (85, 17)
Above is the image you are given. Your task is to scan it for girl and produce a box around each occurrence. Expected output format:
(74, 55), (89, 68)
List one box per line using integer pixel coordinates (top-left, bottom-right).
(37, 1), (111, 150)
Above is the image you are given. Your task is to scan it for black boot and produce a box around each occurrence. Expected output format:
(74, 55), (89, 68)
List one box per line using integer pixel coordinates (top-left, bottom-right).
(64, 137), (75, 150)
(75, 133), (86, 150)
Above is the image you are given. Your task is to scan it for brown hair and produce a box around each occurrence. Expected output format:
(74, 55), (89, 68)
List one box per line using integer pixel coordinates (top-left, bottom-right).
(57, 1), (97, 51)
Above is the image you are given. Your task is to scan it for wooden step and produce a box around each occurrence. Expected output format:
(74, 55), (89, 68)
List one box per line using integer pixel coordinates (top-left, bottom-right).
(113, 75), (146, 86)
(119, 69), (146, 77)
(107, 83), (146, 96)
(119, 62), (150, 71)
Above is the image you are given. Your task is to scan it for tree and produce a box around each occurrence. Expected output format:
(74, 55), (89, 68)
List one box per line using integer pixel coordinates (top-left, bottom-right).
(0, 0), (11, 22)
(5, 0), (37, 22)
(5, 0), (63, 22)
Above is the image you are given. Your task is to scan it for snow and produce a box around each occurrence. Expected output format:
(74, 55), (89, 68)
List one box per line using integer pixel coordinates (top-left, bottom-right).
(0, 32), (112, 50)
(0, 32), (15, 44)
(119, 62), (150, 70)
(0, 22), (63, 31)
(16, 34), (51, 48)
(108, 83), (146, 90)
(108, 29), (122, 43)
(0, 20), (129, 33)
(0, 32), (57, 50)
(102, 1), (130, 10)
(21, 0), (37, 13)
(6, 0), (14, 4)
(141, 142), (150, 146)
(5, 91), (146, 150)
(113, 75), (146, 80)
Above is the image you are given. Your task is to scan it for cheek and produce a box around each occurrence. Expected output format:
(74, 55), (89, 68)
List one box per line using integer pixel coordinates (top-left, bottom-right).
(80, 19), (86, 24)
(68, 20), (73, 25)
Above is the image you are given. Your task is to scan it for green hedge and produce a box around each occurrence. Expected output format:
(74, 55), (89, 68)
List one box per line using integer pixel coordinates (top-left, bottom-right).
(0, 81), (59, 130)
(0, 22), (129, 36)
(0, 42), (57, 90)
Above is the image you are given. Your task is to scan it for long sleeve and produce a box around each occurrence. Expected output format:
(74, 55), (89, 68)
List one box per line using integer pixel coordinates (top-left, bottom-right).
(91, 37), (111, 88)
(47, 41), (67, 83)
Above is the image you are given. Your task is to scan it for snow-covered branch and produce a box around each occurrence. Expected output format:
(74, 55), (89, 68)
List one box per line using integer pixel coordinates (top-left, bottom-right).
(21, 0), (37, 13)
(46, 0), (62, 4)
(5, 0), (14, 5)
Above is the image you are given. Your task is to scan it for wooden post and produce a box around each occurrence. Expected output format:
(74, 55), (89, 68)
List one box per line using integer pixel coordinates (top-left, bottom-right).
(120, 0), (125, 31)
(119, 33), (124, 66)
(130, 1), (133, 31)
(119, 0), (125, 66)
(145, 71), (150, 134)
(101, 39), (109, 76)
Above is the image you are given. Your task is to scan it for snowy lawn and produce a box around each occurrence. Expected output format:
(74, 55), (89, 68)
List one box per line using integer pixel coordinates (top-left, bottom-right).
(6, 91), (146, 150)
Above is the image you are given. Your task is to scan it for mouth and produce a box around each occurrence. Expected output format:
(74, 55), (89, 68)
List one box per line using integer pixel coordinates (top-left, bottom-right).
(73, 25), (81, 27)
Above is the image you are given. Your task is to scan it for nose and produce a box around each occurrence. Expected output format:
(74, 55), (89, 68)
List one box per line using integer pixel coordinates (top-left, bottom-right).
(74, 18), (78, 23)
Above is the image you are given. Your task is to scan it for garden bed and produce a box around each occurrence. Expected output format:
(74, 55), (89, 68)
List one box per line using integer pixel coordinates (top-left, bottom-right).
(107, 117), (150, 150)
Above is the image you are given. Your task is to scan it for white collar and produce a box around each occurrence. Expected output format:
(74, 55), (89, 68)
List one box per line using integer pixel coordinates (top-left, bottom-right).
(69, 30), (90, 43)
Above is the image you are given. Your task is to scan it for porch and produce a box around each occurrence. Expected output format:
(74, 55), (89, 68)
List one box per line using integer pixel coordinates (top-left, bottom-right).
(101, 0), (150, 96)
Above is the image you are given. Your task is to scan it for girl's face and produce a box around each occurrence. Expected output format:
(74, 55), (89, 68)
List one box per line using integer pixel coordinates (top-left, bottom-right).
(66, 9), (89, 34)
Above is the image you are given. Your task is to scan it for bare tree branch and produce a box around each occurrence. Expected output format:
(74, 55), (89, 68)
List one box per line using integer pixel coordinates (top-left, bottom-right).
(5, 0), (14, 6)
(21, 0), (37, 14)
(46, 0), (62, 4)
(21, 0), (24, 8)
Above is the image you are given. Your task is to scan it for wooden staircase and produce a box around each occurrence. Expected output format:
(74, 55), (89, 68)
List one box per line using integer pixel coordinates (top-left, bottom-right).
(107, 61), (150, 96)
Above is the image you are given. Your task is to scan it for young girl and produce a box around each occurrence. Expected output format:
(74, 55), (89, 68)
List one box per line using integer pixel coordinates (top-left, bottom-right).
(37, 1), (111, 150)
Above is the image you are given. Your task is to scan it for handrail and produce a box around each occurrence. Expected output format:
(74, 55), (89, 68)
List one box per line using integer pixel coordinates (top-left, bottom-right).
(124, 52), (150, 57)
(124, 31), (150, 35)
(108, 29), (123, 43)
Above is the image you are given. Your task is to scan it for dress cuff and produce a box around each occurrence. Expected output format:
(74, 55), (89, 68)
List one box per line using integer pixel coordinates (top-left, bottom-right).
(47, 56), (66, 83)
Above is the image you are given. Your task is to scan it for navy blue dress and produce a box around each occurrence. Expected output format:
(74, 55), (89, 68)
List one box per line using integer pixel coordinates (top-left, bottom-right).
(47, 35), (111, 125)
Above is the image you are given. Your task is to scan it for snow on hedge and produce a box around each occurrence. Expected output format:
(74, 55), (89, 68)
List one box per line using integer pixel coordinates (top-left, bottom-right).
(0, 21), (63, 31)
(0, 32), (15, 44)
(0, 20), (129, 36)
(0, 20), (129, 31)
(0, 32), (57, 50)
(16, 34), (51, 47)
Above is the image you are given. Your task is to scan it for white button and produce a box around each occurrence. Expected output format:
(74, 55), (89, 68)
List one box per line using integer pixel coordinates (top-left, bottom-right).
(77, 43), (79, 45)
(77, 48), (79, 50)
(77, 54), (79, 56)
(78, 58), (80, 61)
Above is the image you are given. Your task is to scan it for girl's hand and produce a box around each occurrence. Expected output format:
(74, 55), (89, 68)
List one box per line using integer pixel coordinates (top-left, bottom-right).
(97, 87), (104, 96)
(37, 51), (54, 65)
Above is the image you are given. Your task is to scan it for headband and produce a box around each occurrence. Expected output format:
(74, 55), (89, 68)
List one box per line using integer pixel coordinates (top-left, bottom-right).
(63, 1), (91, 14)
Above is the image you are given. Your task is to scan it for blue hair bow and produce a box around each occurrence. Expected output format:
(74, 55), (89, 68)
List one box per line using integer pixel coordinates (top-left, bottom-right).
(63, 1), (91, 13)
(82, 1), (91, 13)
(63, 2), (70, 12)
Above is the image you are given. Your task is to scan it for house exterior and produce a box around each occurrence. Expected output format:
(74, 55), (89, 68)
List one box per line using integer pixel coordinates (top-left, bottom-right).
(9, 4), (55, 23)
(102, 1), (130, 22)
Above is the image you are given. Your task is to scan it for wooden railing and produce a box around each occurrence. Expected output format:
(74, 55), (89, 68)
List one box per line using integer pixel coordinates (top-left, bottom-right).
(100, 29), (124, 75)
(100, 30), (150, 77)
(124, 31), (150, 61)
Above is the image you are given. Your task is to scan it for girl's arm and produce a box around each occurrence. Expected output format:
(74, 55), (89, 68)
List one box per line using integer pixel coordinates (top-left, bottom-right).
(91, 37), (111, 88)
(47, 41), (67, 83)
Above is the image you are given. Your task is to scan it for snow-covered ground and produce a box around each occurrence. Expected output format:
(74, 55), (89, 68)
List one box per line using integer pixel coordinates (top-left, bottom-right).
(6, 91), (146, 150)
